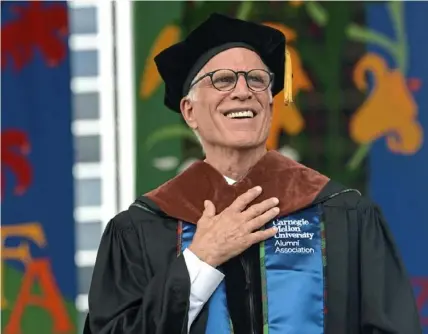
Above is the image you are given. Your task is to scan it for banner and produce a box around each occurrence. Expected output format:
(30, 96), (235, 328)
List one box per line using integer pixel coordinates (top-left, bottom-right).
(366, 2), (428, 331)
(1, 1), (77, 333)
(133, 1), (185, 195)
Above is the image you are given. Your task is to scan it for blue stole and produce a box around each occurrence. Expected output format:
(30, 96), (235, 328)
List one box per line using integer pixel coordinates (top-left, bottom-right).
(180, 205), (325, 334)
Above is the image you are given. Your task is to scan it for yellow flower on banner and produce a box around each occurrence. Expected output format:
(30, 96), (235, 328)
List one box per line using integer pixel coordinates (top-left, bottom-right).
(263, 22), (312, 150)
(140, 25), (181, 99)
(351, 53), (423, 154)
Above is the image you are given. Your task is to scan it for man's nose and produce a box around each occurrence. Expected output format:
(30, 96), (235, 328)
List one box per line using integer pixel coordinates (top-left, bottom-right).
(230, 75), (252, 100)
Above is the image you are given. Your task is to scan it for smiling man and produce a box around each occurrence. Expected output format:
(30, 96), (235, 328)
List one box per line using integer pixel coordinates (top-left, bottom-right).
(84, 14), (421, 334)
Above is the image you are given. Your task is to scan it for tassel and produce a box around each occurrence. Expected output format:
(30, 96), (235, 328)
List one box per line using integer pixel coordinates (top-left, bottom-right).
(283, 49), (293, 105)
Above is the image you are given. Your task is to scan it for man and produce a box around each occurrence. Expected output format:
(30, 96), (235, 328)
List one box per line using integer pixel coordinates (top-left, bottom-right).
(85, 13), (421, 334)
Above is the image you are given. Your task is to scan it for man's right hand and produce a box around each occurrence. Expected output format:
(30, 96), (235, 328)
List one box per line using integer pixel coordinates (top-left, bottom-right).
(188, 186), (279, 267)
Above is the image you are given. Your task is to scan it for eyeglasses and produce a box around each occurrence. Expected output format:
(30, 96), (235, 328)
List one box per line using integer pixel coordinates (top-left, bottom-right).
(189, 69), (274, 92)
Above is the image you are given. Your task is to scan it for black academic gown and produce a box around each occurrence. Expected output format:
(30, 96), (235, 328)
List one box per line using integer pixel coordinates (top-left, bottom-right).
(84, 151), (421, 334)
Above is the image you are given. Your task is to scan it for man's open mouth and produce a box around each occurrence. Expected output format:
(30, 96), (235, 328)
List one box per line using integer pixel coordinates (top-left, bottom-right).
(224, 110), (256, 119)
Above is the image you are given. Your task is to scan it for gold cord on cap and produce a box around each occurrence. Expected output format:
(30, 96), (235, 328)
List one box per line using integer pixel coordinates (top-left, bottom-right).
(284, 49), (293, 105)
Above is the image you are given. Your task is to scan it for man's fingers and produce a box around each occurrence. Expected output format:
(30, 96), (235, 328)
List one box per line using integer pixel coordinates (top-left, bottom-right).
(243, 197), (279, 221)
(247, 226), (278, 245)
(202, 200), (216, 218)
(246, 207), (280, 232)
(228, 186), (263, 212)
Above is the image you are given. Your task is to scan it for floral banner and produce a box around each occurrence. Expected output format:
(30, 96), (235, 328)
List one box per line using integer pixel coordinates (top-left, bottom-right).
(365, 2), (427, 330)
(1, 1), (77, 333)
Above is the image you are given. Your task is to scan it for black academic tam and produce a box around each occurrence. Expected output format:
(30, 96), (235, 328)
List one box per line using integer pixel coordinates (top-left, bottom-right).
(84, 152), (422, 334)
(154, 13), (286, 113)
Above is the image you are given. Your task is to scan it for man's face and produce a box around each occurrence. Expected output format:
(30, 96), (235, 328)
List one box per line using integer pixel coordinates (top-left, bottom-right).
(180, 48), (273, 150)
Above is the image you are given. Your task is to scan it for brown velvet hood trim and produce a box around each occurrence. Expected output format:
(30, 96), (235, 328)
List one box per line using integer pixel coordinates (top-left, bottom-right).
(145, 150), (330, 224)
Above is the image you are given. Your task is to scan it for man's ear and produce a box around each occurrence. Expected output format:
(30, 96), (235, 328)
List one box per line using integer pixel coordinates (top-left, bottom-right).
(180, 97), (198, 130)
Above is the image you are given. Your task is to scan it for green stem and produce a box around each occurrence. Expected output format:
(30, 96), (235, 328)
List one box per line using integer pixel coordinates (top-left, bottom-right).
(347, 143), (371, 170)
(145, 124), (199, 150)
(305, 2), (328, 26)
(387, 1), (407, 72)
(346, 23), (398, 60)
(236, 1), (253, 20)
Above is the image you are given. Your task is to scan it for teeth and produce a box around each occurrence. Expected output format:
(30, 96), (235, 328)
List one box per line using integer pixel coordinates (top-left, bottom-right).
(226, 110), (254, 119)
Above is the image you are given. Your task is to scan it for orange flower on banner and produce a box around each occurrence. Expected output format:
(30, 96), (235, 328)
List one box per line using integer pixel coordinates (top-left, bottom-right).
(140, 25), (181, 99)
(263, 22), (312, 150)
(350, 53), (423, 154)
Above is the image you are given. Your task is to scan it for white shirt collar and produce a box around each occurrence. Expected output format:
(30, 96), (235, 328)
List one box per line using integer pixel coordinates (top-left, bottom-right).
(224, 175), (236, 185)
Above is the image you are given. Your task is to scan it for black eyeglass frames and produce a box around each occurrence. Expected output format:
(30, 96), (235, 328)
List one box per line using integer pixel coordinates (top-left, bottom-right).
(189, 69), (274, 92)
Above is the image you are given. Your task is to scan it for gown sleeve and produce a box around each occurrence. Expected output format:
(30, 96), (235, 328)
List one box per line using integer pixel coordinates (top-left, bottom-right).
(84, 212), (191, 334)
(359, 201), (422, 334)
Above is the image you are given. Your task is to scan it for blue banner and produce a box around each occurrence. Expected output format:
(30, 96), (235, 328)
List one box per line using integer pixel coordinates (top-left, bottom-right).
(366, 2), (428, 331)
(1, 1), (77, 333)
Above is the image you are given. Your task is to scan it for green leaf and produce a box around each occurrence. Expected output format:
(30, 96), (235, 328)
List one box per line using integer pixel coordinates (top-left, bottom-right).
(236, 1), (253, 20)
(388, 1), (405, 41)
(305, 2), (328, 26)
(145, 124), (199, 150)
(347, 143), (371, 170)
(346, 23), (397, 58)
(387, 1), (407, 72)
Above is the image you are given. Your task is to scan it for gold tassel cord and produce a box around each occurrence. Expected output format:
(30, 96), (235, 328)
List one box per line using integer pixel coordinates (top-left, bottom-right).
(284, 49), (293, 105)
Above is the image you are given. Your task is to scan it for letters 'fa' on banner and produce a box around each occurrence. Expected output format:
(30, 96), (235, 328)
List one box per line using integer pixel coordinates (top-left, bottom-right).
(1, 1), (77, 333)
